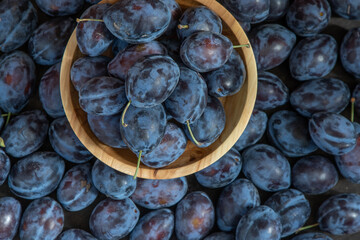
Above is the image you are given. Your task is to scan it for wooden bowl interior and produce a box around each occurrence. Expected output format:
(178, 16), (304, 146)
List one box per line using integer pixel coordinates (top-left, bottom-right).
(60, 0), (257, 179)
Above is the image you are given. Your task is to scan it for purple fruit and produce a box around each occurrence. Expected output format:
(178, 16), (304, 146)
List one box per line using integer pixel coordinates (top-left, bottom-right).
(329, 0), (360, 19)
(205, 232), (235, 240)
(161, 0), (182, 36)
(290, 232), (333, 240)
(268, 0), (290, 20)
(340, 27), (360, 78)
(35, 0), (84, 16)
(0, 197), (22, 240)
(57, 229), (97, 240)
(221, 0), (270, 24)
(0, 149), (10, 185)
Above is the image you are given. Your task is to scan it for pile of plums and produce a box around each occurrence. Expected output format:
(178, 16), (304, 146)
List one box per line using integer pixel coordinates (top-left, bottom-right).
(1, 0), (360, 239)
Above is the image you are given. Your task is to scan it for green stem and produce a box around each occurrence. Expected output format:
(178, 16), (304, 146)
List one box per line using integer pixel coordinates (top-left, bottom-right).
(76, 18), (104, 23)
(0, 137), (5, 148)
(295, 223), (319, 234)
(186, 120), (202, 147)
(177, 24), (189, 29)
(5, 112), (11, 126)
(351, 97), (355, 123)
(233, 44), (250, 48)
(133, 150), (142, 179)
(121, 101), (131, 127)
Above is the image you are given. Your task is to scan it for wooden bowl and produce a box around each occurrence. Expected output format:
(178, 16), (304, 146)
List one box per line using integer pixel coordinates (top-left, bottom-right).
(60, 0), (257, 179)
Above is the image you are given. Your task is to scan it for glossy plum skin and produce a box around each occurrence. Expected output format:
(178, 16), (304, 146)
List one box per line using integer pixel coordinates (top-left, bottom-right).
(242, 144), (291, 192)
(235, 205), (282, 240)
(0, 51), (36, 113)
(292, 155), (339, 195)
(56, 229), (97, 240)
(120, 104), (167, 155)
(290, 78), (350, 118)
(329, 0), (360, 19)
(108, 41), (167, 80)
(180, 31), (233, 72)
(164, 67), (208, 124)
(57, 163), (98, 212)
(340, 27), (360, 78)
(254, 71), (289, 110)
(318, 193), (360, 235)
(48, 117), (93, 163)
(70, 56), (110, 91)
(286, 0), (331, 37)
(87, 113), (127, 148)
(335, 123), (360, 183)
(0, 197), (22, 240)
(268, 0), (290, 20)
(89, 198), (140, 240)
(221, 0), (270, 23)
(205, 232), (234, 240)
(161, 0), (182, 36)
(1, 110), (49, 158)
(290, 232), (333, 240)
(309, 112), (357, 155)
(204, 50), (246, 97)
(250, 24), (296, 71)
(103, 0), (171, 44)
(0, 0), (38, 53)
(184, 96), (226, 148)
(195, 147), (242, 189)
(0, 149), (10, 185)
(79, 76), (127, 116)
(20, 197), (64, 240)
(35, 0), (83, 16)
(217, 178), (260, 231)
(77, 4), (114, 57)
(265, 189), (311, 237)
(177, 6), (222, 40)
(28, 17), (75, 65)
(141, 122), (187, 168)
(39, 62), (65, 118)
(130, 208), (174, 240)
(234, 109), (267, 151)
(126, 55), (180, 108)
(91, 160), (136, 200)
(130, 177), (188, 209)
(8, 151), (65, 200)
(289, 34), (338, 81)
(268, 110), (318, 157)
(175, 191), (215, 240)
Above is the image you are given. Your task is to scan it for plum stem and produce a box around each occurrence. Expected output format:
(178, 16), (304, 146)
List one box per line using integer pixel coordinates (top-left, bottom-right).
(295, 223), (319, 234)
(233, 44), (250, 48)
(134, 150), (142, 179)
(2, 112), (11, 126)
(178, 24), (189, 29)
(186, 120), (202, 147)
(0, 137), (4, 148)
(351, 97), (355, 122)
(121, 101), (131, 127)
(76, 18), (104, 23)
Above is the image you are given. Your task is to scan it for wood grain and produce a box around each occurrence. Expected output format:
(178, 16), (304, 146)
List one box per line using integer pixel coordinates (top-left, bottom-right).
(60, 0), (257, 179)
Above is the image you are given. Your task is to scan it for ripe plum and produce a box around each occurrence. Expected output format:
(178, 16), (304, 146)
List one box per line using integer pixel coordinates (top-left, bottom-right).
(0, 197), (21, 240)
(35, 0), (83, 16)
(340, 27), (360, 78)
(0, 149), (10, 185)
(57, 229), (97, 240)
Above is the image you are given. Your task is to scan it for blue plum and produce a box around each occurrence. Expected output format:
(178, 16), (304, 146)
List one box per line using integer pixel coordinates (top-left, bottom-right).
(111, 38), (129, 55)
(0, 149), (10, 185)
(289, 34), (338, 81)
(309, 112), (357, 155)
(216, 178), (260, 231)
(0, 197), (22, 240)
(70, 56), (111, 91)
(1, 110), (49, 158)
(91, 160), (136, 200)
(268, 110), (318, 157)
(286, 0), (331, 37)
(39, 62), (65, 118)
(340, 27), (360, 78)
(220, 0), (270, 23)
(103, 0), (171, 43)
(318, 193), (360, 235)
(57, 163), (98, 212)
(205, 232), (234, 240)
(161, 0), (182, 36)
(57, 229), (97, 240)
(141, 122), (187, 168)
(48, 117), (94, 163)
(328, 0), (360, 19)
(242, 144), (291, 192)
(35, 0), (83, 16)
(130, 208), (174, 240)
(290, 78), (350, 118)
(264, 189), (311, 237)
(254, 71), (289, 110)
(195, 147), (242, 189)
(89, 198), (139, 240)
(0, 0), (38, 53)
(130, 177), (188, 209)
(28, 17), (75, 65)
(290, 232), (333, 240)
(77, 4), (114, 57)
(0, 51), (36, 113)
(234, 109), (267, 151)
(20, 197), (64, 240)
(8, 151), (65, 200)
(175, 191), (215, 240)
(250, 24), (296, 71)
(268, 0), (290, 20)
(235, 205), (282, 240)
(180, 31), (233, 72)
